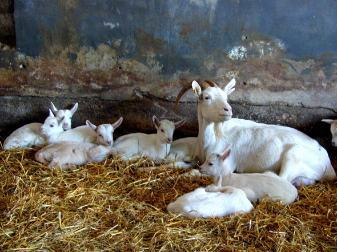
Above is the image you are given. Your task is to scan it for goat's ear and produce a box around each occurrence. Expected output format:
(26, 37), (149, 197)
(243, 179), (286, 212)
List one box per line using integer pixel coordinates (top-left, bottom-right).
(322, 119), (334, 124)
(112, 117), (123, 130)
(223, 78), (236, 95)
(86, 120), (97, 130)
(192, 80), (202, 97)
(220, 148), (231, 161)
(48, 109), (55, 118)
(50, 102), (58, 113)
(70, 103), (78, 116)
(175, 119), (186, 129)
(152, 115), (160, 129)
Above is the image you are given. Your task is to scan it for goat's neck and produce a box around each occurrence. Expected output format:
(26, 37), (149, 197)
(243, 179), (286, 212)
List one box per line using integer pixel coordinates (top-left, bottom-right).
(45, 132), (62, 143)
(196, 105), (217, 162)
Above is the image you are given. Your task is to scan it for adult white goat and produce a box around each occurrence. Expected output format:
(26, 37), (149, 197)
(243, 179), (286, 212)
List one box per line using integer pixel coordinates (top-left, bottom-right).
(176, 79), (336, 185)
(112, 116), (185, 161)
(321, 119), (337, 146)
(35, 117), (123, 169)
(3, 103), (77, 150)
(50, 102), (78, 130)
(200, 148), (298, 204)
(167, 186), (253, 218)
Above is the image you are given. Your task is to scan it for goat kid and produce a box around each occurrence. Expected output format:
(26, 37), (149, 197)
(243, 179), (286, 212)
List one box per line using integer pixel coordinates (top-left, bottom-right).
(200, 148), (298, 204)
(167, 137), (197, 163)
(112, 116), (185, 161)
(41, 109), (99, 144)
(50, 102), (78, 130)
(35, 117), (123, 169)
(3, 103), (77, 150)
(167, 186), (253, 218)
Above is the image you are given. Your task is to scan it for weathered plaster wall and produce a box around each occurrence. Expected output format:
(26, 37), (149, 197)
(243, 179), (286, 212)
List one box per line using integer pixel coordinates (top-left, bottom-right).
(0, 0), (337, 144)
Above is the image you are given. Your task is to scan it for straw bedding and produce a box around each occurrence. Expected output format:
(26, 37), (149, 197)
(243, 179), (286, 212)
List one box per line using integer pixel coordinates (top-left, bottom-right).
(1, 148), (336, 251)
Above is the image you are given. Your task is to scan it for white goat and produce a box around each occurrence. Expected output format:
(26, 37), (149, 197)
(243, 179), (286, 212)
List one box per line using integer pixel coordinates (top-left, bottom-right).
(112, 116), (185, 160)
(176, 79), (336, 185)
(35, 117), (123, 169)
(41, 109), (98, 144)
(167, 186), (253, 218)
(3, 103), (77, 150)
(322, 119), (337, 146)
(50, 102), (78, 130)
(200, 148), (298, 204)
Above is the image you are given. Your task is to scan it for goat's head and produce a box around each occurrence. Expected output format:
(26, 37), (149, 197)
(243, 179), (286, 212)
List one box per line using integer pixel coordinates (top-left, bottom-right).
(199, 147), (232, 177)
(191, 79), (235, 123)
(153, 116), (185, 144)
(322, 119), (337, 146)
(50, 102), (78, 130)
(41, 109), (64, 137)
(86, 117), (123, 147)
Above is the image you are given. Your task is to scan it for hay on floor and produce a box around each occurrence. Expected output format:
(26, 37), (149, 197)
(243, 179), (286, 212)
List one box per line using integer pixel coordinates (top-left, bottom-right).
(0, 149), (336, 251)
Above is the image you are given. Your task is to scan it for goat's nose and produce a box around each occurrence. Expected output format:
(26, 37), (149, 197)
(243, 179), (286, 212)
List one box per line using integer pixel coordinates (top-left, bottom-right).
(224, 108), (229, 112)
(332, 141), (337, 147)
(167, 138), (172, 143)
(107, 140), (112, 145)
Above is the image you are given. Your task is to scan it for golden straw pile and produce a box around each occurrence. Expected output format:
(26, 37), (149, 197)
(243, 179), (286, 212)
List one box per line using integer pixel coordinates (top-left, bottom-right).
(1, 149), (337, 251)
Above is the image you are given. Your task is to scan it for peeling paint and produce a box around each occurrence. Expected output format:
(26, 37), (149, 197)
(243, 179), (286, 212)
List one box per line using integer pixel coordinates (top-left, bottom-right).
(103, 21), (119, 30)
(76, 44), (117, 70)
(228, 46), (247, 61)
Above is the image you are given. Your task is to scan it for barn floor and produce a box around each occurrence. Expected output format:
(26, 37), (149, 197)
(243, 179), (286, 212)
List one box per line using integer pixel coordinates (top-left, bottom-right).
(0, 149), (337, 251)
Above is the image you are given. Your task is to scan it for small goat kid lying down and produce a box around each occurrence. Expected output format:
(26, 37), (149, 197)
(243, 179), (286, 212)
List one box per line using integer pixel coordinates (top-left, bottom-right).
(167, 186), (253, 218)
(112, 116), (185, 160)
(199, 148), (298, 205)
(3, 102), (78, 150)
(35, 117), (123, 169)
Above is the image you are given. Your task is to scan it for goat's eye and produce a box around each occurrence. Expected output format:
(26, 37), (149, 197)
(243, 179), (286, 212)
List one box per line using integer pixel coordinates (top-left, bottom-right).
(161, 129), (164, 133)
(99, 134), (102, 137)
(204, 96), (210, 100)
(208, 162), (213, 166)
(50, 124), (54, 127)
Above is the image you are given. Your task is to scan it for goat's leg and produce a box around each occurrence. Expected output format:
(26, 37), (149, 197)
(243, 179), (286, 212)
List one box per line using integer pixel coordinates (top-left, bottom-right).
(279, 145), (322, 186)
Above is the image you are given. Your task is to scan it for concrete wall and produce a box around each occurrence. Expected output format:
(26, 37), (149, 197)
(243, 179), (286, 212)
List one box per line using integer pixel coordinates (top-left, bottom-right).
(0, 0), (337, 144)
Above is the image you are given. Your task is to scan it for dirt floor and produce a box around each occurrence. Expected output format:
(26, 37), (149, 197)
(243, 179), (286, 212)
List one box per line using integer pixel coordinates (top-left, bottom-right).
(0, 148), (337, 251)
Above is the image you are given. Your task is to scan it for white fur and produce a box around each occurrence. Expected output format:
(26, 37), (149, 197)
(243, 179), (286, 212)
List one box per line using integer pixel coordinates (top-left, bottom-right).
(167, 186), (253, 218)
(322, 119), (337, 146)
(3, 103), (77, 150)
(41, 110), (97, 144)
(200, 150), (298, 204)
(35, 117), (123, 169)
(50, 102), (78, 130)
(112, 116), (184, 161)
(167, 137), (197, 162)
(191, 79), (336, 185)
(3, 123), (46, 150)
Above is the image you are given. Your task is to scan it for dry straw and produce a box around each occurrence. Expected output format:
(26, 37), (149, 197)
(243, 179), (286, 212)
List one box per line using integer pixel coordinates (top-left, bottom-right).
(0, 149), (336, 251)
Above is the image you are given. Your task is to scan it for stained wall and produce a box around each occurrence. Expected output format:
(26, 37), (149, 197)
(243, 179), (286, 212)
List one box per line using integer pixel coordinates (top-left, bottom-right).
(0, 0), (337, 141)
